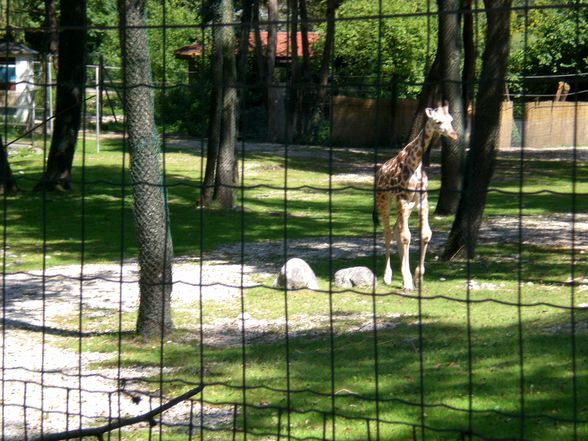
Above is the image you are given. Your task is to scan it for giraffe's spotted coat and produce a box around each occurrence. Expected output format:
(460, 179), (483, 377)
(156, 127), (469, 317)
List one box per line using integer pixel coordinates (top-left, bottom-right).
(374, 105), (458, 290)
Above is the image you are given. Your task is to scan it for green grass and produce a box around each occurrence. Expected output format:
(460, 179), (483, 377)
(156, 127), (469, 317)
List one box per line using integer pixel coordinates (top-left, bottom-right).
(4, 139), (587, 271)
(6, 136), (588, 439)
(63, 266), (588, 440)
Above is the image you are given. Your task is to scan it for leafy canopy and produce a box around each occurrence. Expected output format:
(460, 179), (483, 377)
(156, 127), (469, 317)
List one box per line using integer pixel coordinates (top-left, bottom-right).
(323, 0), (434, 98)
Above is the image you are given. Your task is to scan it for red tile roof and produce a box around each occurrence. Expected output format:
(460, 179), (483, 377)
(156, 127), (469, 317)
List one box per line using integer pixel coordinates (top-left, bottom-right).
(175, 31), (320, 60)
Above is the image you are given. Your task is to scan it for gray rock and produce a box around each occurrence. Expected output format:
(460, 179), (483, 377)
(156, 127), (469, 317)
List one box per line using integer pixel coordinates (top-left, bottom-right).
(334, 266), (376, 288)
(272, 258), (319, 290)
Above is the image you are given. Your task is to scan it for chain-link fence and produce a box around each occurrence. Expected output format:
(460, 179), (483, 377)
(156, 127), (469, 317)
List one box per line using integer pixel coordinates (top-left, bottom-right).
(1, 1), (587, 440)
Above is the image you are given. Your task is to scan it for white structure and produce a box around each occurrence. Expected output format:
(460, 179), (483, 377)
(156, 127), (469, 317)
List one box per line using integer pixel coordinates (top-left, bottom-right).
(0, 41), (38, 127)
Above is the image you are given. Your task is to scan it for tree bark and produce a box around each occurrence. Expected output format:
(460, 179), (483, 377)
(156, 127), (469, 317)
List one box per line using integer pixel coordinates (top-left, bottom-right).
(265, 0), (279, 139)
(237, 0), (254, 91)
(443, 0), (512, 260)
(214, 0), (238, 209)
(297, 0), (313, 137)
(286, 0), (301, 142)
(0, 134), (16, 194)
(118, 0), (174, 337)
(307, 0), (337, 141)
(44, 0), (59, 60)
(435, 0), (466, 215)
(35, 0), (86, 192)
(201, 15), (223, 206)
(202, 0), (237, 209)
(461, 0), (475, 142)
(252, 0), (265, 83)
(407, 53), (442, 143)
(299, 0), (311, 75)
(265, 0), (279, 100)
(317, 0), (336, 104)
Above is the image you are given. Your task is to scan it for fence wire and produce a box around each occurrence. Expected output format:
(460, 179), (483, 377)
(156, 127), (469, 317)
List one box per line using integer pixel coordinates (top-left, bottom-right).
(0, 1), (587, 440)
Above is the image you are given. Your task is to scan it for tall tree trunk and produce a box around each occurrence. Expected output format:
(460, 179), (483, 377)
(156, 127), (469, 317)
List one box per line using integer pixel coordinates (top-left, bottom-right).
(462, 0), (475, 143)
(214, 0), (237, 209)
(265, 0), (279, 139)
(202, 0), (237, 208)
(297, 0), (313, 137)
(0, 134), (16, 194)
(35, 0), (86, 192)
(265, 0), (278, 102)
(443, 0), (512, 260)
(308, 0), (337, 141)
(201, 14), (223, 206)
(286, 0), (301, 141)
(118, 0), (174, 337)
(237, 0), (253, 90)
(407, 53), (442, 143)
(44, 0), (59, 62)
(252, 0), (265, 83)
(435, 0), (466, 215)
(236, 0), (261, 140)
(299, 0), (310, 68)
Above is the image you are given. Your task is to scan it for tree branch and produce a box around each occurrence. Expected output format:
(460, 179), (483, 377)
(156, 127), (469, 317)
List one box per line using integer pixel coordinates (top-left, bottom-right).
(32, 385), (204, 441)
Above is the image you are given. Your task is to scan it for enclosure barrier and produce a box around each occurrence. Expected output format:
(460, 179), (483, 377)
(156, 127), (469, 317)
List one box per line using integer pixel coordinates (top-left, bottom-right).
(1, 1), (587, 441)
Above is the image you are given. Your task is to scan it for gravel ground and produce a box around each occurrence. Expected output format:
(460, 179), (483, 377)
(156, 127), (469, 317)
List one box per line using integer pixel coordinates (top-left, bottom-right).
(2, 138), (586, 439)
(3, 211), (586, 439)
(1, 260), (268, 440)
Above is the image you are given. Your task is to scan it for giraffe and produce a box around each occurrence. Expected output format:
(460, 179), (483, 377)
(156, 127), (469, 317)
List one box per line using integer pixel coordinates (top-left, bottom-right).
(373, 105), (458, 290)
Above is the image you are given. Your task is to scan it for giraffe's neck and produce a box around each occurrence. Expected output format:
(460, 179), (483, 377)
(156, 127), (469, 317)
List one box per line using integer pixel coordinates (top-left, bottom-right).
(403, 125), (434, 171)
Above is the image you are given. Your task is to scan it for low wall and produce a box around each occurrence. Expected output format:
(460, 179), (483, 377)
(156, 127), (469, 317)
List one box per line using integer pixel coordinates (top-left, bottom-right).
(332, 96), (417, 146)
(333, 97), (588, 149)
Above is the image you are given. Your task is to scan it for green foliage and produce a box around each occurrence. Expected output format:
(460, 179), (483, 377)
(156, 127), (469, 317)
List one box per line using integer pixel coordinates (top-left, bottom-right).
(0, 0), (44, 32)
(86, 0), (119, 64)
(324, 0), (434, 98)
(146, 0), (201, 85)
(156, 77), (211, 136)
(509, 0), (588, 94)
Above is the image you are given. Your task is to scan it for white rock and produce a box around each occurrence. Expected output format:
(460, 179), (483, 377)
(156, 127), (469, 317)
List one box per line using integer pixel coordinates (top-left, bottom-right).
(334, 267), (376, 288)
(272, 258), (319, 290)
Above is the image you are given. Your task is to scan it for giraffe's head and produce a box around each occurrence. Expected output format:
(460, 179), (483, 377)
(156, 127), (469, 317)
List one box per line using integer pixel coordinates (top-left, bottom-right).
(425, 105), (458, 141)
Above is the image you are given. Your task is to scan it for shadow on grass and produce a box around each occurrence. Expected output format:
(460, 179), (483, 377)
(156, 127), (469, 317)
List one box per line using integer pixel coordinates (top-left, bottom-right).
(85, 302), (588, 441)
(3, 318), (134, 338)
(2, 142), (585, 274)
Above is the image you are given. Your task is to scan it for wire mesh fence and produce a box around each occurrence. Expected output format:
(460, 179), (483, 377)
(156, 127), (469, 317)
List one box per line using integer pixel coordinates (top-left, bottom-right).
(0, 0), (587, 440)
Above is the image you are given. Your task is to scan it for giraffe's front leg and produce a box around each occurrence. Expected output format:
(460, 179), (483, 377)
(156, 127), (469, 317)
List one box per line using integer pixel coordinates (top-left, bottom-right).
(383, 222), (393, 285)
(414, 192), (432, 288)
(395, 199), (414, 291)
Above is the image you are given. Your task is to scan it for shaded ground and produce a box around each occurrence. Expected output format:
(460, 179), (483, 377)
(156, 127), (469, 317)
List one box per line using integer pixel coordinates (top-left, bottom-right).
(2, 138), (587, 439)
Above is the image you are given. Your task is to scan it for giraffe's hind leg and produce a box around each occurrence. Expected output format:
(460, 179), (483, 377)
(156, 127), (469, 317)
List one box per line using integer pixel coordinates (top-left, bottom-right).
(414, 191), (432, 287)
(376, 192), (393, 285)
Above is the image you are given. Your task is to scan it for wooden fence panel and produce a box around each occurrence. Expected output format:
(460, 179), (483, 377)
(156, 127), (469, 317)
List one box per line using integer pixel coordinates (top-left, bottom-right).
(497, 101), (514, 150)
(523, 101), (588, 147)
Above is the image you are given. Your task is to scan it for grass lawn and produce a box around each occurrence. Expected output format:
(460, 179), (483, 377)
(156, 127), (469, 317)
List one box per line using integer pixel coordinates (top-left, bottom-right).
(4, 135), (588, 440)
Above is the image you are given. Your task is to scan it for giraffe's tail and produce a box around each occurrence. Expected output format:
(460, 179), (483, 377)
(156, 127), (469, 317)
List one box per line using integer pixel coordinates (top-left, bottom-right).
(372, 206), (380, 226)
